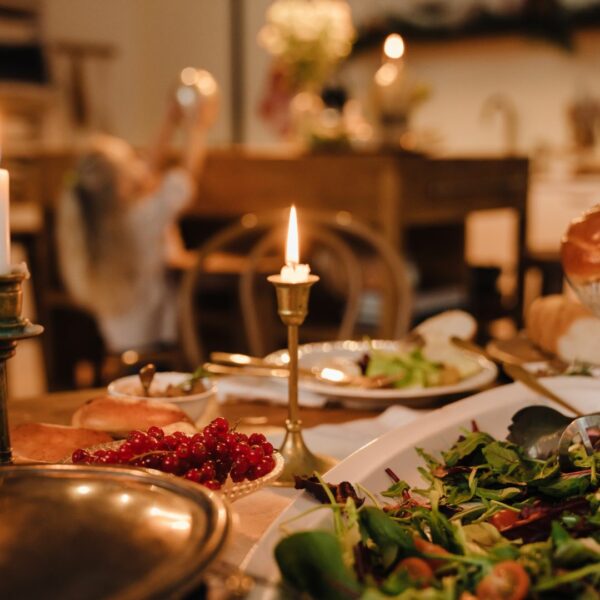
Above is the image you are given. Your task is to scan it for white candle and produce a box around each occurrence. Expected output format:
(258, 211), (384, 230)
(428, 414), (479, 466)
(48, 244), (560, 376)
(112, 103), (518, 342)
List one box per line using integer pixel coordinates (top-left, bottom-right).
(0, 169), (10, 274)
(280, 205), (311, 283)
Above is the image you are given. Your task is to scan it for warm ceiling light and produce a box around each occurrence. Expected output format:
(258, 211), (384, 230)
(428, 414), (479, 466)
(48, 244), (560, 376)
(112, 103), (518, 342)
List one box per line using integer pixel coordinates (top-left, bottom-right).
(383, 33), (405, 60)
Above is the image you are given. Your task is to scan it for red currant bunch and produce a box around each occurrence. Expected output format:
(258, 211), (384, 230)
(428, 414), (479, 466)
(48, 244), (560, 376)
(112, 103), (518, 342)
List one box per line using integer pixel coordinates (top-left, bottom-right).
(71, 418), (277, 491)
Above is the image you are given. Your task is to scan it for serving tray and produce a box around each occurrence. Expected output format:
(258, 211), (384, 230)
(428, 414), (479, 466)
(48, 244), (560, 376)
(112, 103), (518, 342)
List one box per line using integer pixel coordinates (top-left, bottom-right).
(0, 463), (231, 600)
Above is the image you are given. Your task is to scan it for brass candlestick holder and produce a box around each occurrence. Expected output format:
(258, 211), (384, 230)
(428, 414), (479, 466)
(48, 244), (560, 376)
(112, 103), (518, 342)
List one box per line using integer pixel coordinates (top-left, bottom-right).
(268, 274), (337, 486)
(0, 268), (43, 464)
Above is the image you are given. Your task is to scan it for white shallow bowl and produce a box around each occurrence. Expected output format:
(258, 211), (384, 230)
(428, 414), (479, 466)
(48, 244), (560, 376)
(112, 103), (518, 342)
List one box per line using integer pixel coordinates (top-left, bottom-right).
(108, 372), (216, 422)
(243, 376), (600, 598)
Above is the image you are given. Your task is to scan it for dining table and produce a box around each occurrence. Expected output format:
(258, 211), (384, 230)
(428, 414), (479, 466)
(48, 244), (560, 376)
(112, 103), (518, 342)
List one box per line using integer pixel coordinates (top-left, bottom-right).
(9, 385), (435, 597)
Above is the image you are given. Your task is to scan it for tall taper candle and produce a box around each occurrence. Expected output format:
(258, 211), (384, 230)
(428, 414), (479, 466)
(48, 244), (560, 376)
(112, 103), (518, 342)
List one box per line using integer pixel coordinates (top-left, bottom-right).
(0, 169), (10, 274)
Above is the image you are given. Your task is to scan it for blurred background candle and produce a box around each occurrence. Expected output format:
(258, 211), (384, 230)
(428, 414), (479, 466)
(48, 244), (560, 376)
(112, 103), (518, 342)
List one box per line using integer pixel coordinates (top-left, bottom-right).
(0, 167), (10, 274)
(280, 206), (311, 283)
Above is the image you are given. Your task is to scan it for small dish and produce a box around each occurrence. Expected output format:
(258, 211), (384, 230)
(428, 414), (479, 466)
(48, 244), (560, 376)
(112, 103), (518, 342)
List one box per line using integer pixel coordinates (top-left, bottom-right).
(108, 372), (216, 422)
(64, 443), (285, 503)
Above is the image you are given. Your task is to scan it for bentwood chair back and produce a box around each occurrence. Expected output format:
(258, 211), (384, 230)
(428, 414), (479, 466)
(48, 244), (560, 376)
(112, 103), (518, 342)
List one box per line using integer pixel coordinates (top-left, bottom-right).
(178, 209), (412, 367)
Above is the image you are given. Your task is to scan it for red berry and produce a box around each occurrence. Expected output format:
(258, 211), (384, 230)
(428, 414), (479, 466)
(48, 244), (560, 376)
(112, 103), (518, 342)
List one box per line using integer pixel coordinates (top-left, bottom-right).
(254, 463), (268, 478)
(249, 433), (267, 446)
(224, 433), (237, 448)
(233, 443), (250, 460)
(161, 454), (180, 473)
(130, 435), (149, 453)
(162, 435), (179, 450)
(176, 443), (191, 459)
(147, 426), (164, 440)
(233, 457), (249, 474)
(203, 479), (222, 490)
(104, 450), (119, 464)
(214, 441), (230, 458)
(199, 462), (216, 481)
(230, 467), (246, 483)
(191, 433), (204, 444)
(246, 467), (258, 480)
(235, 433), (249, 444)
(127, 430), (144, 442)
(247, 448), (261, 465)
(262, 442), (274, 456)
(184, 468), (202, 483)
(260, 456), (275, 474)
(203, 434), (217, 453)
(72, 449), (88, 463)
(211, 417), (229, 433)
(190, 442), (207, 464)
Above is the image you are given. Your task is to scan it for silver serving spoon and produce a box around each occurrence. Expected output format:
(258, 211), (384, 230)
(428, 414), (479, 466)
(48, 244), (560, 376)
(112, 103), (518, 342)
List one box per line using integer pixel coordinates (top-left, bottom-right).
(138, 363), (156, 397)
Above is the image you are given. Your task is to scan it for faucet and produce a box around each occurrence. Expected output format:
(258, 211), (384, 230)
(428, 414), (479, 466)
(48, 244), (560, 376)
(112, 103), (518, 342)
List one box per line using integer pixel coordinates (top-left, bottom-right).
(481, 93), (519, 155)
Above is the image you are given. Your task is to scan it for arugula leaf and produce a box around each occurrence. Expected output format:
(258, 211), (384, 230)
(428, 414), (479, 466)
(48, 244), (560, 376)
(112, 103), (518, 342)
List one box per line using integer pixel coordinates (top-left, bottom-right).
(442, 432), (493, 467)
(274, 531), (362, 600)
(359, 506), (414, 568)
(552, 522), (600, 567)
(482, 441), (522, 474)
(537, 476), (590, 499)
(476, 486), (522, 502)
(382, 480), (411, 499)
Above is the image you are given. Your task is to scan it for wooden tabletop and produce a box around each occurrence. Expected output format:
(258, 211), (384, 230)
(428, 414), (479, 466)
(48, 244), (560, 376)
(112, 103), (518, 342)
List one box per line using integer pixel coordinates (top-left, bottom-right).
(8, 387), (383, 430)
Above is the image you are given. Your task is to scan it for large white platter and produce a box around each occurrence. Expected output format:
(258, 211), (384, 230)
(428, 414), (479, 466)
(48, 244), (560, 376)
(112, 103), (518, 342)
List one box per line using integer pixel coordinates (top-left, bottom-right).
(244, 376), (600, 598)
(265, 339), (497, 406)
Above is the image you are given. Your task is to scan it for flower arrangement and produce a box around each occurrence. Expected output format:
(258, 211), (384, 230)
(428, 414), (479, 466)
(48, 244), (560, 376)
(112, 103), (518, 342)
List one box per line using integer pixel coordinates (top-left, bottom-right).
(258, 0), (355, 90)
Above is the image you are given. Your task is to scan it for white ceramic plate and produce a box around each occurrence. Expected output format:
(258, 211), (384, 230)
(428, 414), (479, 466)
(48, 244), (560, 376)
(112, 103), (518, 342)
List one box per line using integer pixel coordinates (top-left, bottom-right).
(243, 376), (600, 598)
(265, 340), (497, 406)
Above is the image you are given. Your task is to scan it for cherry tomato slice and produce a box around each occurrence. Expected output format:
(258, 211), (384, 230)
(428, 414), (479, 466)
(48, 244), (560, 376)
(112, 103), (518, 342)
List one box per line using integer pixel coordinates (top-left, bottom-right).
(476, 561), (530, 600)
(490, 509), (520, 531)
(412, 535), (450, 569)
(395, 557), (433, 588)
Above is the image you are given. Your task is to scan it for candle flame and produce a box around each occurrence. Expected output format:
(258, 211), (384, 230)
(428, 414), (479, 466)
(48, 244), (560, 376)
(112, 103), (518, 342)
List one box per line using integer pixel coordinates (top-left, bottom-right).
(285, 205), (299, 265)
(383, 33), (405, 60)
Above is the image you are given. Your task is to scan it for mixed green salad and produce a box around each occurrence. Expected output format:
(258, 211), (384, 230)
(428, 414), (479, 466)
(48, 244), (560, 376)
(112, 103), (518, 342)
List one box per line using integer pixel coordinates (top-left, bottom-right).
(358, 346), (482, 389)
(275, 426), (600, 599)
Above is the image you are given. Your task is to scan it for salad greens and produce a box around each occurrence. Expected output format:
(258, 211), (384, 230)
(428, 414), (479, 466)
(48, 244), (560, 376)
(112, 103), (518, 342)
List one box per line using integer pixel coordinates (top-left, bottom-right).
(361, 345), (481, 390)
(275, 428), (600, 599)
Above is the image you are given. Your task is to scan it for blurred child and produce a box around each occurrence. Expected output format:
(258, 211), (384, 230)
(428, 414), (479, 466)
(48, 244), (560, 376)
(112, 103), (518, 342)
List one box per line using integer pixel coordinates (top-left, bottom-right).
(57, 94), (217, 353)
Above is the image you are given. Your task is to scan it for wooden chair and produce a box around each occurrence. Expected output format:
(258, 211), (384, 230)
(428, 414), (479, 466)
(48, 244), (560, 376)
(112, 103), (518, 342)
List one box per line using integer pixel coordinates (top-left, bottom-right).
(178, 209), (413, 367)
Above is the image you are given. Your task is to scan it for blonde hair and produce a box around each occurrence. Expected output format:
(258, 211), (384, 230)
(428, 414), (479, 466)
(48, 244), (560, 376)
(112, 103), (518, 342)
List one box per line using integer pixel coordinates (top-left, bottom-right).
(56, 135), (138, 316)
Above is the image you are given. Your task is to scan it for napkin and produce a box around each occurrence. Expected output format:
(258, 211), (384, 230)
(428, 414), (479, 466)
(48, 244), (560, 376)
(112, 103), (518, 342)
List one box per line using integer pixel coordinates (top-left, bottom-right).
(216, 376), (327, 408)
(267, 404), (431, 460)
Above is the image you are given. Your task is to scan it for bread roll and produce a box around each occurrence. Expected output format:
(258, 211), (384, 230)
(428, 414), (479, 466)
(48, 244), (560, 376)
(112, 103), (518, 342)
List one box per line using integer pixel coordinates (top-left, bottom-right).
(11, 423), (112, 463)
(561, 206), (600, 285)
(72, 396), (192, 436)
(415, 310), (477, 341)
(526, 294), (600, 364)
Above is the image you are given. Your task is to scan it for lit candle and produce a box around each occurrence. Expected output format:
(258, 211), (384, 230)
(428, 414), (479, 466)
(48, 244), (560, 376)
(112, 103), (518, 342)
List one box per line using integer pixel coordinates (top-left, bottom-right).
(280, 205), (311, 283)
(0, 166), (10, 274)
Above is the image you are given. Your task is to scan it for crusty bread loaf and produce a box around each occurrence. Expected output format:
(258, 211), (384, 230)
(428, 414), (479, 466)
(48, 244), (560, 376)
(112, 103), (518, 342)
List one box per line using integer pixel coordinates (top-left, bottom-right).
(11, 423), (112, 463)
(526, 294), (600, 364)
(561, 206), (600, 285)
(72, 396), (192, 436)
